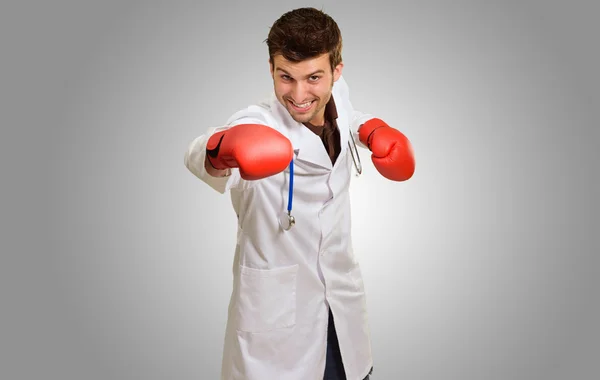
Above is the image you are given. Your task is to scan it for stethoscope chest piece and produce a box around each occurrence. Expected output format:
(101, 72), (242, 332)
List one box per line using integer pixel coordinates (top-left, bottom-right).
(279, 210), (295, 231)
(280, 157), (295, 231)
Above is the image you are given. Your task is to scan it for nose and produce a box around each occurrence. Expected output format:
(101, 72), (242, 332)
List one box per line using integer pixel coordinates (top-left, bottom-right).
(291, 81), (309, 102)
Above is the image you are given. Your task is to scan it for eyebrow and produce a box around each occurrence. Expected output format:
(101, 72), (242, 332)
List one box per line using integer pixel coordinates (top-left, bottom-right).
(275, 68), (325, 77)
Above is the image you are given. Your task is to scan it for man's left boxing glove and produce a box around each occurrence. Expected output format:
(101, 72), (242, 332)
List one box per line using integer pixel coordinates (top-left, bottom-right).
(205, 123), (293, 180)
(358, 118), (415, 181)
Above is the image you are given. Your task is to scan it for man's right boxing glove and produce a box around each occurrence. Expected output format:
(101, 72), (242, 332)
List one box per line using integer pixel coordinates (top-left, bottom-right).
(206, 124), (293, 180)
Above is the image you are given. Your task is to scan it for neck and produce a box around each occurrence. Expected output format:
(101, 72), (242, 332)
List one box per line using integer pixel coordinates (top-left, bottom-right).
(308, 112), (326, 127)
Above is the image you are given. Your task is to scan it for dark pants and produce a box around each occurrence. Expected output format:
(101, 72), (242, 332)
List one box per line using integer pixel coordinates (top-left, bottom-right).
(324, 308), (372, 380)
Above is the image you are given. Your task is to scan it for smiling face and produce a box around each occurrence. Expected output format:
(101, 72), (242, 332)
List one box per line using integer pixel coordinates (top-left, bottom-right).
(270, 53), (343, 126)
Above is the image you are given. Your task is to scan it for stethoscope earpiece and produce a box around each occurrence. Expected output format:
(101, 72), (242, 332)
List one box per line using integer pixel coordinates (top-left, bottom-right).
(348, 129), (362, 176)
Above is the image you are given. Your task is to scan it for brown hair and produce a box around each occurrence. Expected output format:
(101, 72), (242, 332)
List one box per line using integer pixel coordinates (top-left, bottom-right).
(265, 7), (343, 72)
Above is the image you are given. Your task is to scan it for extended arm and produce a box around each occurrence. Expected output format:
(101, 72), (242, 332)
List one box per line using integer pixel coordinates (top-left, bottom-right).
(338, 76), (416, 181)
(184, 121), (293, 193)
(358, 118), (415, 181)
(184, 125), (234, 194)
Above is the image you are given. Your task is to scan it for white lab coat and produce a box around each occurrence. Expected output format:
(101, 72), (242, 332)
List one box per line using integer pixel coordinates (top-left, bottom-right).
(185, 76), (376, 380)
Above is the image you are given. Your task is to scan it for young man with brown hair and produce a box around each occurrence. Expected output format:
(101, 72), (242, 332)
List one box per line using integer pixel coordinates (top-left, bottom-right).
(185, 7), (415, 380)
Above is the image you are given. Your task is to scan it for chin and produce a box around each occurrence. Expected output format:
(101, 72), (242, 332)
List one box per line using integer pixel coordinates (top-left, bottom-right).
(294, 114), (316, 124)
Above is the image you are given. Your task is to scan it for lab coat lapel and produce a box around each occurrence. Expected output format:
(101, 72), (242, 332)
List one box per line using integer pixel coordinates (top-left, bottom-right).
(270, 94), (333, 170)
(335, 98), (350, 162)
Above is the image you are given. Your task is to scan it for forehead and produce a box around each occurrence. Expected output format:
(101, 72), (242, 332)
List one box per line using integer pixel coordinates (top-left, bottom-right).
(272, 53), (330, 75)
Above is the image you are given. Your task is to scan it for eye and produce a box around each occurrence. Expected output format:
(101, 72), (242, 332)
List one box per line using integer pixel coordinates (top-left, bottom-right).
(280, 75), (292, 81)
(309, 75), (321, 82)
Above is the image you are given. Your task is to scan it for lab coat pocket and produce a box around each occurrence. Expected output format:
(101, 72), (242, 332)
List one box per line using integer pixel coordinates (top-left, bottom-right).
(236, 263), (298, 333)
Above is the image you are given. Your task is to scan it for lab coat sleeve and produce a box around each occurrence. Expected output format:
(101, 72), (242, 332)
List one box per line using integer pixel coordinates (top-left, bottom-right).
(351, 111), (376, 150)
(336, 75), (375, 150)
(184, 106), (278, 194)
(184, 125), (242, 194)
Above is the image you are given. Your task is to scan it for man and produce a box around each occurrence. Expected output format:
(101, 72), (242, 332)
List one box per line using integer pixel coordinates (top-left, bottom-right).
(184, 7), (415, 380)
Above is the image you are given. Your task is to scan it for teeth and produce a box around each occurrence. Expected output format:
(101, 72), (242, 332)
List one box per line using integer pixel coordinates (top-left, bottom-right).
(292, 101), (312, 108)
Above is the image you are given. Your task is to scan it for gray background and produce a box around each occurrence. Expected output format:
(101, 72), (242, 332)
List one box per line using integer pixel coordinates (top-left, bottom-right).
(2, 0), (598, 379)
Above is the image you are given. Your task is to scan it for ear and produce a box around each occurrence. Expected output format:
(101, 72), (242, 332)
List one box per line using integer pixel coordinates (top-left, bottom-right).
(269, 58), (274, 77)
(333, 62), (344, 82)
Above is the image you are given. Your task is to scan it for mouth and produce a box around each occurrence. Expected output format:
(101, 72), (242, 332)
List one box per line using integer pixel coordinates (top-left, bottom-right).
(287, 99), (315, 112)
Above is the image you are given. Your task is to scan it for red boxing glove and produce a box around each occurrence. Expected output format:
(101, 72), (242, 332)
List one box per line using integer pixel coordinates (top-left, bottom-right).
(206, 124), (293, 180)
(358, 118), (415, 181)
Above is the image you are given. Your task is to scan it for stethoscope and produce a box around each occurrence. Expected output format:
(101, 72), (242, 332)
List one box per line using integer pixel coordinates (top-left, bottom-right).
(280, 129), (362, 231)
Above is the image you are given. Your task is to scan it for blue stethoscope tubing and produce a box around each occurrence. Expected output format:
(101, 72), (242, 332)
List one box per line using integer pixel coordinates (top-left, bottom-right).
(282, 130), (362, 231)
(288, 157), (294, 213)
(281, 156), (296, 231)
